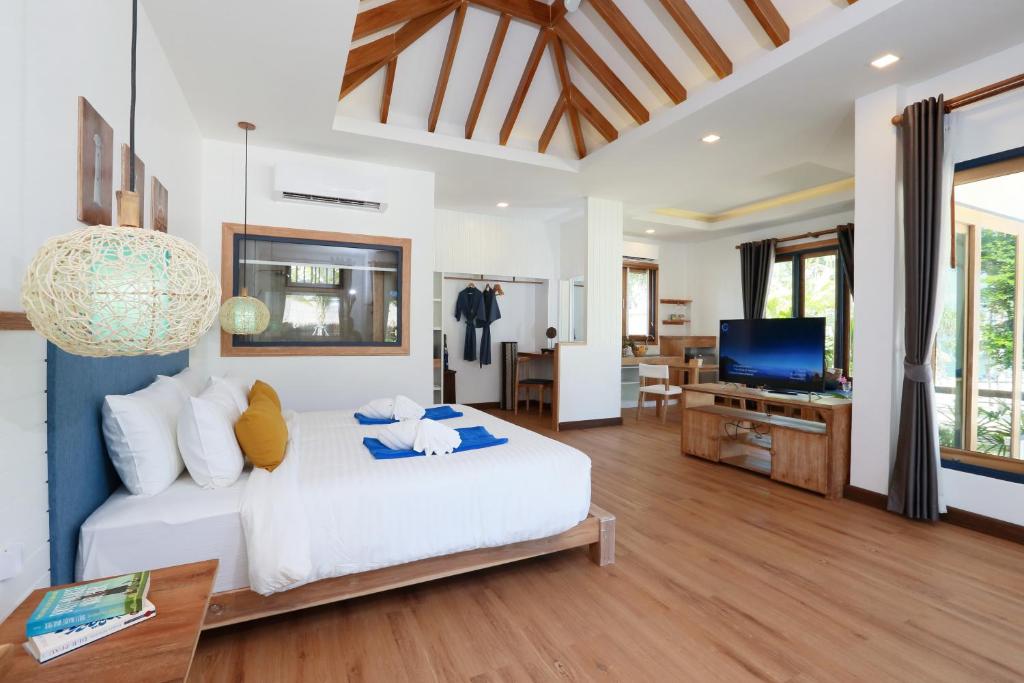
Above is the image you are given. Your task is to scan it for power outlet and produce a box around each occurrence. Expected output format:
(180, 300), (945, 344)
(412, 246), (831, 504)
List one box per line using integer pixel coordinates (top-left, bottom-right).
(0, 543), (24, 581)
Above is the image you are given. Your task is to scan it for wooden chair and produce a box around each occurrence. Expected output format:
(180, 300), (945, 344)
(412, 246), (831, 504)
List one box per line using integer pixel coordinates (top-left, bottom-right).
(515, 355), (553, 415)
(636, 363), (682, 423)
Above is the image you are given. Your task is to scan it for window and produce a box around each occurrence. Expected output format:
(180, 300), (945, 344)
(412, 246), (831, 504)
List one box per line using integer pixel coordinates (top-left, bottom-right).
(764, 241), (852, 374)
(622, 261), (658, 342)
(935, 149), (1024, 469)
(220, 223), (411, 356)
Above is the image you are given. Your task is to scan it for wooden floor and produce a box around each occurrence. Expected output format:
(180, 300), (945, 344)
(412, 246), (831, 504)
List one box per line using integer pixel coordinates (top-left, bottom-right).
(190, 408), (1024, 682)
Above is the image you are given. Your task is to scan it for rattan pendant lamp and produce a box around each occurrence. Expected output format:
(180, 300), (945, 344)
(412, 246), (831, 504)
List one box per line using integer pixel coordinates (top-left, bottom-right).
(20, 0), (219, 357)
(218, 122), (270, 335)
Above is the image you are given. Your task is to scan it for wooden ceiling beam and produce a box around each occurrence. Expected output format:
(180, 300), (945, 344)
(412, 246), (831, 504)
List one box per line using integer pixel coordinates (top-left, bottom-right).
(380, 58), (397, 123)
(587, 0), (686, 104)
(428, 2), (468, 133)
(352, 0), (452, 41)
(466, 13), (512, 139)
(341, 62), (386, 100)
(550, 34), (586, 159)
(657, 0), (732, 79)
(571, 86), (617, 144)
(538, 95), (567, 154)
(499, 28), (549, 145)
(468, 0), (551, 25)
(345, 2), (458, 76)
(742, 0), (789, 47)
(553, 19), (649, 125)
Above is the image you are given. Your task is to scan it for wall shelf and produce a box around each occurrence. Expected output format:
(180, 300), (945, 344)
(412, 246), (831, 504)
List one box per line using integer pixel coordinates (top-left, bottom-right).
(662, 319), (689, 325)
(660, 298), (691, 305)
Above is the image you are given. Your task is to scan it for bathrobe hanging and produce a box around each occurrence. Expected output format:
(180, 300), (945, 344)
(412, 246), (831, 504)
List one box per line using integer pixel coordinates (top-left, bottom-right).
(476, 285), (502, 366)
(454, 285), (485, 362)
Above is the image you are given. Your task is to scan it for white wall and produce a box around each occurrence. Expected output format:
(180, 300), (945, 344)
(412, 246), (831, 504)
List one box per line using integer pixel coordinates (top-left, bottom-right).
(683, 212), (855, 335)
(558, 198), (624, 423)
(435, 209), (559, 280)
(852, 42), (1024, 524)
(0, 0), (203, 620)
(195, 141), (435, 412)
(0, 332), (47, 622)
(0, 0), (204, 309)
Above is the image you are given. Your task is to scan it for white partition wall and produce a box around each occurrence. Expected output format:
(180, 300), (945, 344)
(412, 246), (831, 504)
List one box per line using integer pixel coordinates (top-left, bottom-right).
(558, 198), (624, 425)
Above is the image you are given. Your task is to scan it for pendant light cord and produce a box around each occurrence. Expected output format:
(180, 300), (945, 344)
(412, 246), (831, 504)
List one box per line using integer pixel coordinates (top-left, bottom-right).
(242, 127), (249, 291)
(129, 0), (138, 192)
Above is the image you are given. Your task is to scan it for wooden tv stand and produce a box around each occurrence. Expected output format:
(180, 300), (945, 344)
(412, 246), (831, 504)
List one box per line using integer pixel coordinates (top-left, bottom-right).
(679, 383), (852, 498)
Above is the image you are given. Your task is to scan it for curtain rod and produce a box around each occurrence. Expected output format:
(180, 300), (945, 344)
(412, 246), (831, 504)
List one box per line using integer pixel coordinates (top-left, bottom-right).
(891, 71), (1024, 125)
(443, 275), (545, 285)
(733, 226), (843, 250)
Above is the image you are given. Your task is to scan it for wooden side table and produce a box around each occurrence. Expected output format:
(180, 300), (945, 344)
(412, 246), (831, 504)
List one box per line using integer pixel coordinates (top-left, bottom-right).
(0, 560), (217, 682)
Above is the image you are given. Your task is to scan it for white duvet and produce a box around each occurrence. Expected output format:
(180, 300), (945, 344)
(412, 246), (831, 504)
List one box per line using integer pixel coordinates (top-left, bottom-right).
(242, 406), (592, 595)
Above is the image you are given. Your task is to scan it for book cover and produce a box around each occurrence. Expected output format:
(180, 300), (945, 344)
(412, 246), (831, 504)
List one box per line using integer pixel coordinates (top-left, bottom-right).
(25, 571), (150, 637)
(25, 600), (157, 663)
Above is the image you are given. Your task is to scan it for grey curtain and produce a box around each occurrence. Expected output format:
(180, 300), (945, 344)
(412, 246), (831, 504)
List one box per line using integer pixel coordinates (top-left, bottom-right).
(888, 96), (945, 521)
(836, 224), (854, 296)
(740, 239), (775, 319)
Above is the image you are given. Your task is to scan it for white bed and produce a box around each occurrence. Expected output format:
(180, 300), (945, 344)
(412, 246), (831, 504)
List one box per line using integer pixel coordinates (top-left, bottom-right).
(77, 471), (250, 593)
(78, 406), (592, 597)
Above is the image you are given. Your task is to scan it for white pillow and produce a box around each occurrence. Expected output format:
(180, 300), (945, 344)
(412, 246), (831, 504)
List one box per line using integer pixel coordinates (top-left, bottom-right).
(161, 367), (207, 397)
(213, 375), (250, 414)
(177, 382), (245, 489)
(102, 375), (191, 496)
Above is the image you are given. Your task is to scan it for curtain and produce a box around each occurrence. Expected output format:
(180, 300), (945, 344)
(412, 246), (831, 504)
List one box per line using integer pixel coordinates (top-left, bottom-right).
(888, 96), (950, 521)
(836, 224), (854, 296)
(739, 239), (775, 319)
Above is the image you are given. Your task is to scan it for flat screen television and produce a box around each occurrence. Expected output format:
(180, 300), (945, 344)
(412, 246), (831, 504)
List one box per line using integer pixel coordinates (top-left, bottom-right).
(718, 318), (826, 392)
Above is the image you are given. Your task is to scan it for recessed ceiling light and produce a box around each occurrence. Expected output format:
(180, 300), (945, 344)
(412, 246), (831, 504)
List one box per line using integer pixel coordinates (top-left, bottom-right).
(496, 202), (509, 208)
(702, 133), (721, 144)
(871, 53), (900, 69)
(645, 229), (656, 234)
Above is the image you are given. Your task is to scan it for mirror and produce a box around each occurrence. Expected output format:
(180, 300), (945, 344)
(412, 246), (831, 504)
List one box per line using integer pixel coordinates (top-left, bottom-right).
(558, 276), (586, 342)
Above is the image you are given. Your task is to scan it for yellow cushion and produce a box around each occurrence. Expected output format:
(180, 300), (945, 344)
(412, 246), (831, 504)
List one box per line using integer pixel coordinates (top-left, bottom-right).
(248, 380), (281, 410)
(234, 394), (287, 471)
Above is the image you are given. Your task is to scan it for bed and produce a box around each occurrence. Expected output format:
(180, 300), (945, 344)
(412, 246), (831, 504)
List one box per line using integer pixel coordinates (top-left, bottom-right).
(49, 345), (614, 630)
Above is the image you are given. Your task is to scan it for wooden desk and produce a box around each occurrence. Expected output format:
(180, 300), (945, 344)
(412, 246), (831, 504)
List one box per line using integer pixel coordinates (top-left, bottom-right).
(621, 356), (718, 385)
(680, 384), (851, 498)
(0, 560), (217, 682)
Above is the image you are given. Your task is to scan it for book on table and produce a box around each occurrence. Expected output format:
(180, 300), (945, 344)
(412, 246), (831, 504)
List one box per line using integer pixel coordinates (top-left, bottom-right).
(25, 599), (157, 663)
(25, 571), (151, 637)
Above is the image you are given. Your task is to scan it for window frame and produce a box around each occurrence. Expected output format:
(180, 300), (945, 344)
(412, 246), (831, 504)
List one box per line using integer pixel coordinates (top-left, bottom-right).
(770, 239), (852, 376)
(220, 222), (412, 357)
(622, 260), (659, 344)
(935, 148), (1024, 474)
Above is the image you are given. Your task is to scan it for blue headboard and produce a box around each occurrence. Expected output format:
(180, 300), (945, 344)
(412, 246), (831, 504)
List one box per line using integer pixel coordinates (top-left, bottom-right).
(46, 343), (188, 585)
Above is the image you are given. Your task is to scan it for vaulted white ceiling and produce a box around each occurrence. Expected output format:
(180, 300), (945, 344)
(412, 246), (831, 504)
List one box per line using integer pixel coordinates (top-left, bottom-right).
(143, 0), (1024, 238)
(338, 0), (849, 162)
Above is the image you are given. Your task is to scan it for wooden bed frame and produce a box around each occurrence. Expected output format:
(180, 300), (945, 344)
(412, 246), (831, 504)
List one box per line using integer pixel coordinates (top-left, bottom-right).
(45, 345), (616, 631)
(203, 504), (615, 629)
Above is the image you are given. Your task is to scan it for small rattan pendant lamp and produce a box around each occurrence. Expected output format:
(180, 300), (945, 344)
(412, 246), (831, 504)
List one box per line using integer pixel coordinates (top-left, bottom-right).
(20, 0), (219, 357)
(218, 122), (270, 336)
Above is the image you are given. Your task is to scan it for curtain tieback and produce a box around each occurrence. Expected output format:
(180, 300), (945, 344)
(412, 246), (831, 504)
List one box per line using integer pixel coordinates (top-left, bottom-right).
(903, 360), (932, 383)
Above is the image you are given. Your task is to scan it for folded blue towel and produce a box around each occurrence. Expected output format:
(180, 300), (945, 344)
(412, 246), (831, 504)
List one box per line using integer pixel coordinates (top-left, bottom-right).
(354, 405), (464, 425)
(363, 426), (509, 460)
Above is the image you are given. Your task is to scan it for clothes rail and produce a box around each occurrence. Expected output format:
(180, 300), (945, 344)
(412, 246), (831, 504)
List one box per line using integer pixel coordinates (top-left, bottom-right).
(443, 275), (545, 285)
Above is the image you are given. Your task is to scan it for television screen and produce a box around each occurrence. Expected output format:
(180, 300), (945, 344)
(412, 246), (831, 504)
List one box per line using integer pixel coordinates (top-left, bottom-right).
(718, 318), (826, 392)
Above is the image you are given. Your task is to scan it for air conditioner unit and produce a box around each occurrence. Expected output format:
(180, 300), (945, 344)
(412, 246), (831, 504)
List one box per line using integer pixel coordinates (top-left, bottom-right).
(273, 163), (388, 212)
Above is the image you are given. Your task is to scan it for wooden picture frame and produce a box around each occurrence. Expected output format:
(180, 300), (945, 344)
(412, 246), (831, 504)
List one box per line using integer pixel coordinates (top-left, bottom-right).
(76, 97), (114, 225)
(151, 176), (169, 232)
(220, 222), (413, 357)
(119, 144), (145, 228)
